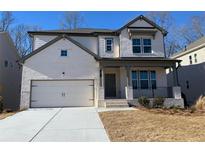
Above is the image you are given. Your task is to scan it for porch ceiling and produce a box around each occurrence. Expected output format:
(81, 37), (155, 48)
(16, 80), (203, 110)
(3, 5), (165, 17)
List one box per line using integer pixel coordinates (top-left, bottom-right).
(99, 57), (181, 68)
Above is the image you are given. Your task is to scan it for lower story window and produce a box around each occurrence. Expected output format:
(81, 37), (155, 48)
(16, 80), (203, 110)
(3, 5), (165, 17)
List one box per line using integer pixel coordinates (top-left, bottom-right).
(132, 70), (157, 89)
(150, 71), (156, 89)
(132, 71), (138, 89)
(140, 71), (149, 89)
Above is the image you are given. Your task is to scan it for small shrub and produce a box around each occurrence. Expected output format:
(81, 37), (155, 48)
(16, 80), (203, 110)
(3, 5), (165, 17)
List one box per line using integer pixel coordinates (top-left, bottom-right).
(0, 96), (3, 113)
(195, 95), (205, 110)
(153, 97), (165, 108)
(138, 96), (150, 108)
(190, 106), (196, 113)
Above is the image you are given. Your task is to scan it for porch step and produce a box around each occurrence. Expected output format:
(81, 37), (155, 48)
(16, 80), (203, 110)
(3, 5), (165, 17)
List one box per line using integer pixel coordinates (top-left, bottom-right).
(106, 103), (130, 108)
(105, 99), (130, 108)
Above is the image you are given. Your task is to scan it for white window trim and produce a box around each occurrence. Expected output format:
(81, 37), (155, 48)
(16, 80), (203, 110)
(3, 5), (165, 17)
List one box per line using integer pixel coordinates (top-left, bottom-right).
(105, 38), (114, 53)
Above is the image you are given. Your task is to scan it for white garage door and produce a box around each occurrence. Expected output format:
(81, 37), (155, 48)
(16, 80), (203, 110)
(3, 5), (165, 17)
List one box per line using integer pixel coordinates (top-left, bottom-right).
(31, 80), (94, 108)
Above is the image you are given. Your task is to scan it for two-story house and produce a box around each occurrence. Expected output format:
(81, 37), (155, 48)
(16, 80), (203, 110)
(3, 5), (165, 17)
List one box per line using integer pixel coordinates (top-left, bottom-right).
(168, 36), (205, 106)
(0, 32), (22, 110)
(20, 15), (183, 109)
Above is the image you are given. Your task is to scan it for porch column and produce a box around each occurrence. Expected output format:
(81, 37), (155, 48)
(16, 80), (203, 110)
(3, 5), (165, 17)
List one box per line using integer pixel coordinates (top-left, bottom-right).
(99, 67), (104, 100)
(125, 66), (133, 100)
(172, 64), (178, 86)
(172, 64), (181, 99)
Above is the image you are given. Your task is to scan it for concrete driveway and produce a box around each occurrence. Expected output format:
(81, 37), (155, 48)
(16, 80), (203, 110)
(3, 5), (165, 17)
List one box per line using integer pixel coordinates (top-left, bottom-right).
(0, 107), (109, 142)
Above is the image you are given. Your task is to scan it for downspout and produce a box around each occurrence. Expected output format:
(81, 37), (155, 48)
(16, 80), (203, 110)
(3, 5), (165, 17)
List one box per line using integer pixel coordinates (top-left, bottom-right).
(163, 35), (167, 58)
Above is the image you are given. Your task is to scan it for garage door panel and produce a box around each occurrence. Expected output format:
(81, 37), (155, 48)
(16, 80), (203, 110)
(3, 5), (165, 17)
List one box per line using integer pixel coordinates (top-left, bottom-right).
(31, 80), (94, 108)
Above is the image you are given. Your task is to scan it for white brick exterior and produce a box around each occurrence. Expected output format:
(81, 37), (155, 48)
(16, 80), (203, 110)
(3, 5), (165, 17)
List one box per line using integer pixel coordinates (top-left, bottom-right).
(20, 38), (100, 109)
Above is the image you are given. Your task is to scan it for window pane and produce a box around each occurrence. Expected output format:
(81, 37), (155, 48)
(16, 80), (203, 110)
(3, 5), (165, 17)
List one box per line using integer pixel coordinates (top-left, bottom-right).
(141, 80), (149, 89)
(132, 39), (141, 45)
(150, 71), (156, 80)
(105, 39), (113, 52)
(151, 80), (156, 89)
(106, 39), (112, 45)
(133, 46), (141, 53)
(4, 60), (8, 67)
(132, 71), (137, 79)
(140, 71), (148, 79)
(143, 39), (151, 45)
(61, 50), (67, 56)
(132, 80), (138, 89)
(144, 46), (151, 53)
(106, 45), (112, 51)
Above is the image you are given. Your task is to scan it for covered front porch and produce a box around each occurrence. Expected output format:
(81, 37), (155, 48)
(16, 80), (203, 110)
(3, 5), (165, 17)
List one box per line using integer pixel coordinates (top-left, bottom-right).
(98, 57), (182, 107)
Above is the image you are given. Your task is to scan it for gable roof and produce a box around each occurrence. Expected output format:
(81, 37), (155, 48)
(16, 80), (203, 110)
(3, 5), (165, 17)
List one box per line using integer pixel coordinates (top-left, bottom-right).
(28, 15), (167, 36)
(172, 36), (205, 59)
(116, 15), (168, 36)
(21, 35), (100, 63)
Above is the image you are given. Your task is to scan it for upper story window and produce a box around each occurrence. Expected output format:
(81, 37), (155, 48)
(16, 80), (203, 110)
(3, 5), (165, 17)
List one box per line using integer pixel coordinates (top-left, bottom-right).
(132, 38), (152, 54)
(143, 39), (152, 53)
(189, 55), (192, 64)
(61, 50), (68, 57)
(132, 38), (141, 53)
(194, 54), (197, 63)
(4, 60), (8, 68)
(105, 38), (113, 52)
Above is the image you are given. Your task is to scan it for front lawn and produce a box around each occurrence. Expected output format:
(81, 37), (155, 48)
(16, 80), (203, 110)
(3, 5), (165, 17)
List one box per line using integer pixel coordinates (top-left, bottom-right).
(99, 109), (205, 141)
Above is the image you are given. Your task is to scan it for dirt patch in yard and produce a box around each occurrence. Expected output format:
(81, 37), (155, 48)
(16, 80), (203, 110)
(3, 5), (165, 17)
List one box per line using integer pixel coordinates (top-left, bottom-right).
(0, 112), (17, 120)
(99, 109), (205, 141)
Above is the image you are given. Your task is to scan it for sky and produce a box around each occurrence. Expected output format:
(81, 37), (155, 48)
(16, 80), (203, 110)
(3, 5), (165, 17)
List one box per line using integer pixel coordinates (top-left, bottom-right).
(8, 11), (205, 30)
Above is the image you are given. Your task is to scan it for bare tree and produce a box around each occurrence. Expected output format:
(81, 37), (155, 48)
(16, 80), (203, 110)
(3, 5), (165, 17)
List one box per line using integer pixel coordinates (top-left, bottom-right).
(11, 24), (41, 57)
(145, 12), (181, 56)
(145, 12), (173, 31)
(60, 12), (84, 30)
(0, 12), (14, 32)
(179, 15), (205, 45)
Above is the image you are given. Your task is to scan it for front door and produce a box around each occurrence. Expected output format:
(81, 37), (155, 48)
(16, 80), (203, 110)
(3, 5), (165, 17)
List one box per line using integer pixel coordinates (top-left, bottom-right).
(104, 74), (116, 98)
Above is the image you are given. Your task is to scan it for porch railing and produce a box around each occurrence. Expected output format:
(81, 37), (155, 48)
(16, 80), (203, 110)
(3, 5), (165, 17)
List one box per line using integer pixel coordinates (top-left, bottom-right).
(133, 87), (173, 98)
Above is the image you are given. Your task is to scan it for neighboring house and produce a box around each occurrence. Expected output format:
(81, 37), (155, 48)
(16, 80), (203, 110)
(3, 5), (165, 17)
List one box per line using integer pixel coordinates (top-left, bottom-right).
(168, 36), (205, 106)
(20, 15), (183, 109)
(0, 32), (22, 110)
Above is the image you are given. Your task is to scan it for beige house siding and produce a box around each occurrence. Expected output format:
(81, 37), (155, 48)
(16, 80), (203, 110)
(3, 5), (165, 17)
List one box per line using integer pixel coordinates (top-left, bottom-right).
(71, 36), (98, 55)
(98, 35), (120, 58)
(0, 32), (22, 110)
(119, 28), (165, 57)
(130, 19), (153, 27)
(176, 47), (205, 66)
(33, 35), (56, 50)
